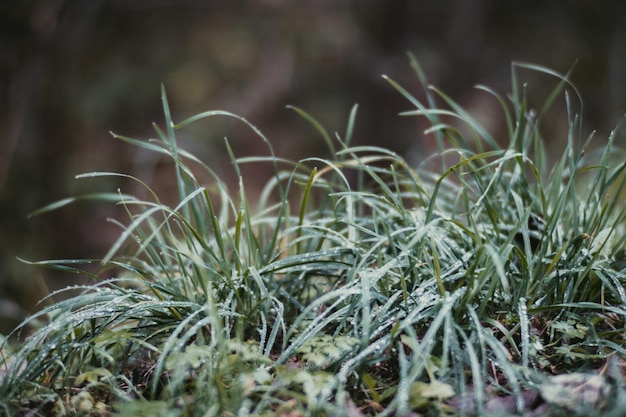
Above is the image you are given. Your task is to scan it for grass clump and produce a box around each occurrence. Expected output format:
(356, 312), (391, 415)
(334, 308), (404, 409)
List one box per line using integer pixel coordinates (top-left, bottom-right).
(1, 57), (625, 416)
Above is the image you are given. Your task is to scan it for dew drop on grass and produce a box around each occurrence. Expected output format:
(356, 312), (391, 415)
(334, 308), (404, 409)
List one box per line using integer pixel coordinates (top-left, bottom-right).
(373, 323), (389, 337)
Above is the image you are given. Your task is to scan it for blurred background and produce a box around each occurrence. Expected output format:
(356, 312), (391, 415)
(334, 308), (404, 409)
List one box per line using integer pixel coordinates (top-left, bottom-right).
(2, 0), (625, 334)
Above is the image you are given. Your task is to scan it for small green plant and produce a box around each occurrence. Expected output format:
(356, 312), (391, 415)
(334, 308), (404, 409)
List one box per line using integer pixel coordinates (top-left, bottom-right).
(1, 57), (625, 416)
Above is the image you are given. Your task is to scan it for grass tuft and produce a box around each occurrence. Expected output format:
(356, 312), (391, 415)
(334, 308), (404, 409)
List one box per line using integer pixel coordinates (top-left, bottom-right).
(1, 58), (625, 416)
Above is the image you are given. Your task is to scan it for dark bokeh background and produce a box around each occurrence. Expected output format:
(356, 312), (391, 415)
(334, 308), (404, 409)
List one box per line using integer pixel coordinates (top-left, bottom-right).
(2, 0), (625, 333)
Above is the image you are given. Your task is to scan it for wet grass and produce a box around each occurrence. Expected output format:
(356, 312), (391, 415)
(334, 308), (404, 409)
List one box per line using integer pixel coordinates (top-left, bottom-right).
(1, 57), (625, 416)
